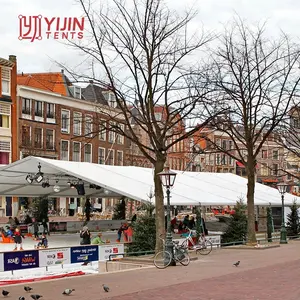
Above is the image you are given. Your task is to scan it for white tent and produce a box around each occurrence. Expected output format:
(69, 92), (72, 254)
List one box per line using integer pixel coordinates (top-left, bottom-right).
(0, 156), (298, 206)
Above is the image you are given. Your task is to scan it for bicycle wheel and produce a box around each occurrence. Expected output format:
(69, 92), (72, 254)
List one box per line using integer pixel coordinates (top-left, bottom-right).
(153, 250), (172, 269)
(196, 239), (212, 255)
(175, 247), (190, 266)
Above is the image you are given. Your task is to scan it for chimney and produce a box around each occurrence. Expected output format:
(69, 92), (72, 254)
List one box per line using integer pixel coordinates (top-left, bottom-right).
(89, 80), (93, 84)
(61, 69), (64, 73)
(9, 55), (16, 63)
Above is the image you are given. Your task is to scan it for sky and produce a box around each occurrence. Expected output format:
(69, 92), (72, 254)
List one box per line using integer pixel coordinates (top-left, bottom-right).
(1, 0), (300, 74)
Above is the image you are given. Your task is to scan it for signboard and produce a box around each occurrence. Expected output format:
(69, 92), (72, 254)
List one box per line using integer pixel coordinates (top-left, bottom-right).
(0, 253), (3, 272)
(70, 245), (99, 263)
(99, 244), (124, 261)
(39, 248), (70, 267)
(3, 250), (39, 271)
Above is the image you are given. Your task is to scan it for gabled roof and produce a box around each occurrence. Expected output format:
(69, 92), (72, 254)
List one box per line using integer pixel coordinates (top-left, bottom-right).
(17, 72), (72, 96)
(81, 83), (108, 105)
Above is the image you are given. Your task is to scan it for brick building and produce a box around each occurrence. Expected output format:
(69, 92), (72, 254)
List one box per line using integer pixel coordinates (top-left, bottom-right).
(16, 71), (127, 215)
(0, 55), (17, 217)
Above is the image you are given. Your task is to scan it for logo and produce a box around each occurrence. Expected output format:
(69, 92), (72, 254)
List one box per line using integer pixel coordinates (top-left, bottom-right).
(18, 15), (84, 42)
(113, 248), (118, 254)
(105, 249), (112, 254)
(7, 258), (19, 264)
(47, 254), (55, 259)
(22, 257), (35, 264)
(57, 252), (64, 259)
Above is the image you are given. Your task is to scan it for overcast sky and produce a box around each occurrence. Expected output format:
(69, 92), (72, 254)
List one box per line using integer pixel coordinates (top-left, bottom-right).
(1, 0), (300, 74)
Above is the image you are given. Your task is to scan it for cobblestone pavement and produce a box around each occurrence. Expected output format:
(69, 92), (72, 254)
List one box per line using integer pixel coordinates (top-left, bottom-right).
(2, 242), (300, 300)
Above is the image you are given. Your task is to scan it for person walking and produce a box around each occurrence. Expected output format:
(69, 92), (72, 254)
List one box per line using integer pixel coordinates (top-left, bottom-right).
(32, 218), (40, 240)
(80, 226), (91, 266)
(85, 199), (91, 222)
(41, 219), (50, 236)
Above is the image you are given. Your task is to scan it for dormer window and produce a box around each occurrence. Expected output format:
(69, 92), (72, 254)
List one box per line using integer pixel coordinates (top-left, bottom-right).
(1, 67), (10, 96)
(103, 92), (117, 108)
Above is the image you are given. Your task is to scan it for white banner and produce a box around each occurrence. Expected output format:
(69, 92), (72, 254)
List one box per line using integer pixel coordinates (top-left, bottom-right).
(99, 244), (124, 261)
(0, 253), (3, 272)
(39, 248), (70, 267)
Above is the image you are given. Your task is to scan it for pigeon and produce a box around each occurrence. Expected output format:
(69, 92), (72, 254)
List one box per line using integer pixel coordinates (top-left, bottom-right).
(24, 286), (33, 292)
(19, 297), (25, 300)
(2, 290), (9, 296)
(62, 289), (75, 295)
(102, 284), (110, 292)
(31, 295), (43, 300)
(233, 261), (240, 267)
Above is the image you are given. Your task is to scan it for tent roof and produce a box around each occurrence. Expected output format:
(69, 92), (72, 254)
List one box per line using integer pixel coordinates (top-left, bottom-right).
(0, 156), (298, 206)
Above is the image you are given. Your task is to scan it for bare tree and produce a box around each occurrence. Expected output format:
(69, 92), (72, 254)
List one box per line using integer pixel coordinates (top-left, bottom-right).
(200, 20), (300, 244)
(60, 0), (223, 250)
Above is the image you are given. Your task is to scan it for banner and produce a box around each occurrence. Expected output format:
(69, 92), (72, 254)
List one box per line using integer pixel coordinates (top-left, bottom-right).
(3, 250), (39, 271)
(99, 244), (124, 261)
(0, 253), (3, 272)
(39, 248), (70, 267)
(70, 245), (99, 263)
(49, 222), (67, 232)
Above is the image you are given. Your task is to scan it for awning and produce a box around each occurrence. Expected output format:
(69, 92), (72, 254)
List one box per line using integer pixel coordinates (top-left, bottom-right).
(236, 161), (258, 168)
(0, 156), (298, 206)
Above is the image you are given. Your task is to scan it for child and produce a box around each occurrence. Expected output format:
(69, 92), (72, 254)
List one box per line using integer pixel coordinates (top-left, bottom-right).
(13, 227), (25, 251)
(91, 232), (105, 245)
(36, 234), (48, 249)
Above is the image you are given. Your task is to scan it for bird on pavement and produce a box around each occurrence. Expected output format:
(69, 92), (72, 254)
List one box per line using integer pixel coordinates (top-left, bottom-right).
(2, 290), (9, 296)
(19, 297), (25, 300)
(31, 295), (43, 300)
(62, 289), (75, 295)
(24, 286), (33, 292)
(233, 261), (240, 267)
(102, 284), (110, 292)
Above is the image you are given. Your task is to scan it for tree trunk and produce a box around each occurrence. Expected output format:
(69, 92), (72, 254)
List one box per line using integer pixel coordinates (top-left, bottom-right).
(246, 165), (257, 245)
(154, 159), (166, 252)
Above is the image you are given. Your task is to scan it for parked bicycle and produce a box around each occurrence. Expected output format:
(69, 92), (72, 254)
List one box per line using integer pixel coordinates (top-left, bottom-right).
(153, 235), (190, 269)
(180, 228), (213, 255)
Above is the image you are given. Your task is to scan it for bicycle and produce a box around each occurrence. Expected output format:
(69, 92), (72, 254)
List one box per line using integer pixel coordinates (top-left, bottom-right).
(153, 235), (190, 269)
(180, 228), (213, 255)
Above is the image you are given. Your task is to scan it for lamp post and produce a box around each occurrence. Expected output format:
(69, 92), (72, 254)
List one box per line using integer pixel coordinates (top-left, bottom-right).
(158, 166), (177, 266)
(277, 182), (288, 244)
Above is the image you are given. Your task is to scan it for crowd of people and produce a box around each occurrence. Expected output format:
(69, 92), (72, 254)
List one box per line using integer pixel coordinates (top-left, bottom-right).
(169, 214), (208, 235)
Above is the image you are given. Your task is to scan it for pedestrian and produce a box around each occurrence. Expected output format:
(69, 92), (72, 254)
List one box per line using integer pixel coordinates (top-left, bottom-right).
(13, 227), (25, 251)
(117, 223), (127, 242)
(31, 218), (40, 240)
(14, 217), (20, 226)
(91, 232), (105, 245)
(8, 216), (15, 229)
(85, 199), (91, 222)
(41, 219), (50, 236)
(80, 226), (91, 266)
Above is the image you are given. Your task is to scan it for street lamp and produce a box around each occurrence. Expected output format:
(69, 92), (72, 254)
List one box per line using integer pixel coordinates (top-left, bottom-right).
(277, 182), (288, 244)
(158, 166), (177, 266)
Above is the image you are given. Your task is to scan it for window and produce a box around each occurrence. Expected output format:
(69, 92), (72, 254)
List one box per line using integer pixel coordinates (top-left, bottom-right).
(60, 140), (69, 161)
(61, 110), (70, 133)
(261, 150), (268, 159)
(0, 141), (10, 164)
(84, 144), (92, 162)
(98, 147), (105, 164)
(0, 115), (9, 128)
(46, 129), (54, 149)
(34, 101), (43, 117)
(273, 150), (279, 160)
(34, 128), (42, 148)
(116, 124), (124, 144)
(99, 120), (106, 141)
(108, 122), (115, 143)
(292, 118), (300, 129)
(73, 142), (81, 162)
(21, 126), (31, 146)
(73, 112), (82, 136)
(22, 98), (31, 115)
(228, 140), (233, 150)
(117, 151), (123, 166)
(216, 154), (221, 165)
(272, 164), (279, 176)
(221, 154), (227, 165)
(107, 149), (114, 165)
(46, 103), (55, 118)
(215, 138), (221, 147)
(261, 164), (268, 176)
(84, 115), (93, 137)
(1, 68), (10, 96)
(104, 92), (117, 108)
(222, 140), (227, 150)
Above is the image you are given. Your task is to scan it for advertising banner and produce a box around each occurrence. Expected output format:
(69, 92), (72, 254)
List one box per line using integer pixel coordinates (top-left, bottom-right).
(70, 245), (99, 263)
(3, 250), (39, 271)
(39, 248), (71, 267)
(0, 253), (3, 272)
(99, 244), (124, 261)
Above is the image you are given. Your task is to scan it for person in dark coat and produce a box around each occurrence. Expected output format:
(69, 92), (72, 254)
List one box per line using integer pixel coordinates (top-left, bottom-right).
(41, 219), (50, 236)
(80, 226), (91, 266)
(13, 227), (25, 251)
(85, 199), (91, 222)
(32, 218), (39, 240)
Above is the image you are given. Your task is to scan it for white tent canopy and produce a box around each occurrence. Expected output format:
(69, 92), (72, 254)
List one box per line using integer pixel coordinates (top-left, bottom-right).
(0, 156), (298, 206)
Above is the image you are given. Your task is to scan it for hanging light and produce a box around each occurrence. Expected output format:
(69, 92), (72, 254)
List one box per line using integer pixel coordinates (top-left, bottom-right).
(35, 163), (44, 183)
(53, 180), (60, 193)
(25, 174), (33, 184)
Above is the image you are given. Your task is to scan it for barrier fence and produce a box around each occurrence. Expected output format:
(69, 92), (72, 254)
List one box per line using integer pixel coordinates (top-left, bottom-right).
(0, 243), (124, 272)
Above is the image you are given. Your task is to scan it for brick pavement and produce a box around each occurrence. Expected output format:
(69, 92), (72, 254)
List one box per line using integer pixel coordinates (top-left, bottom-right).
(2, 242), (300, 300)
